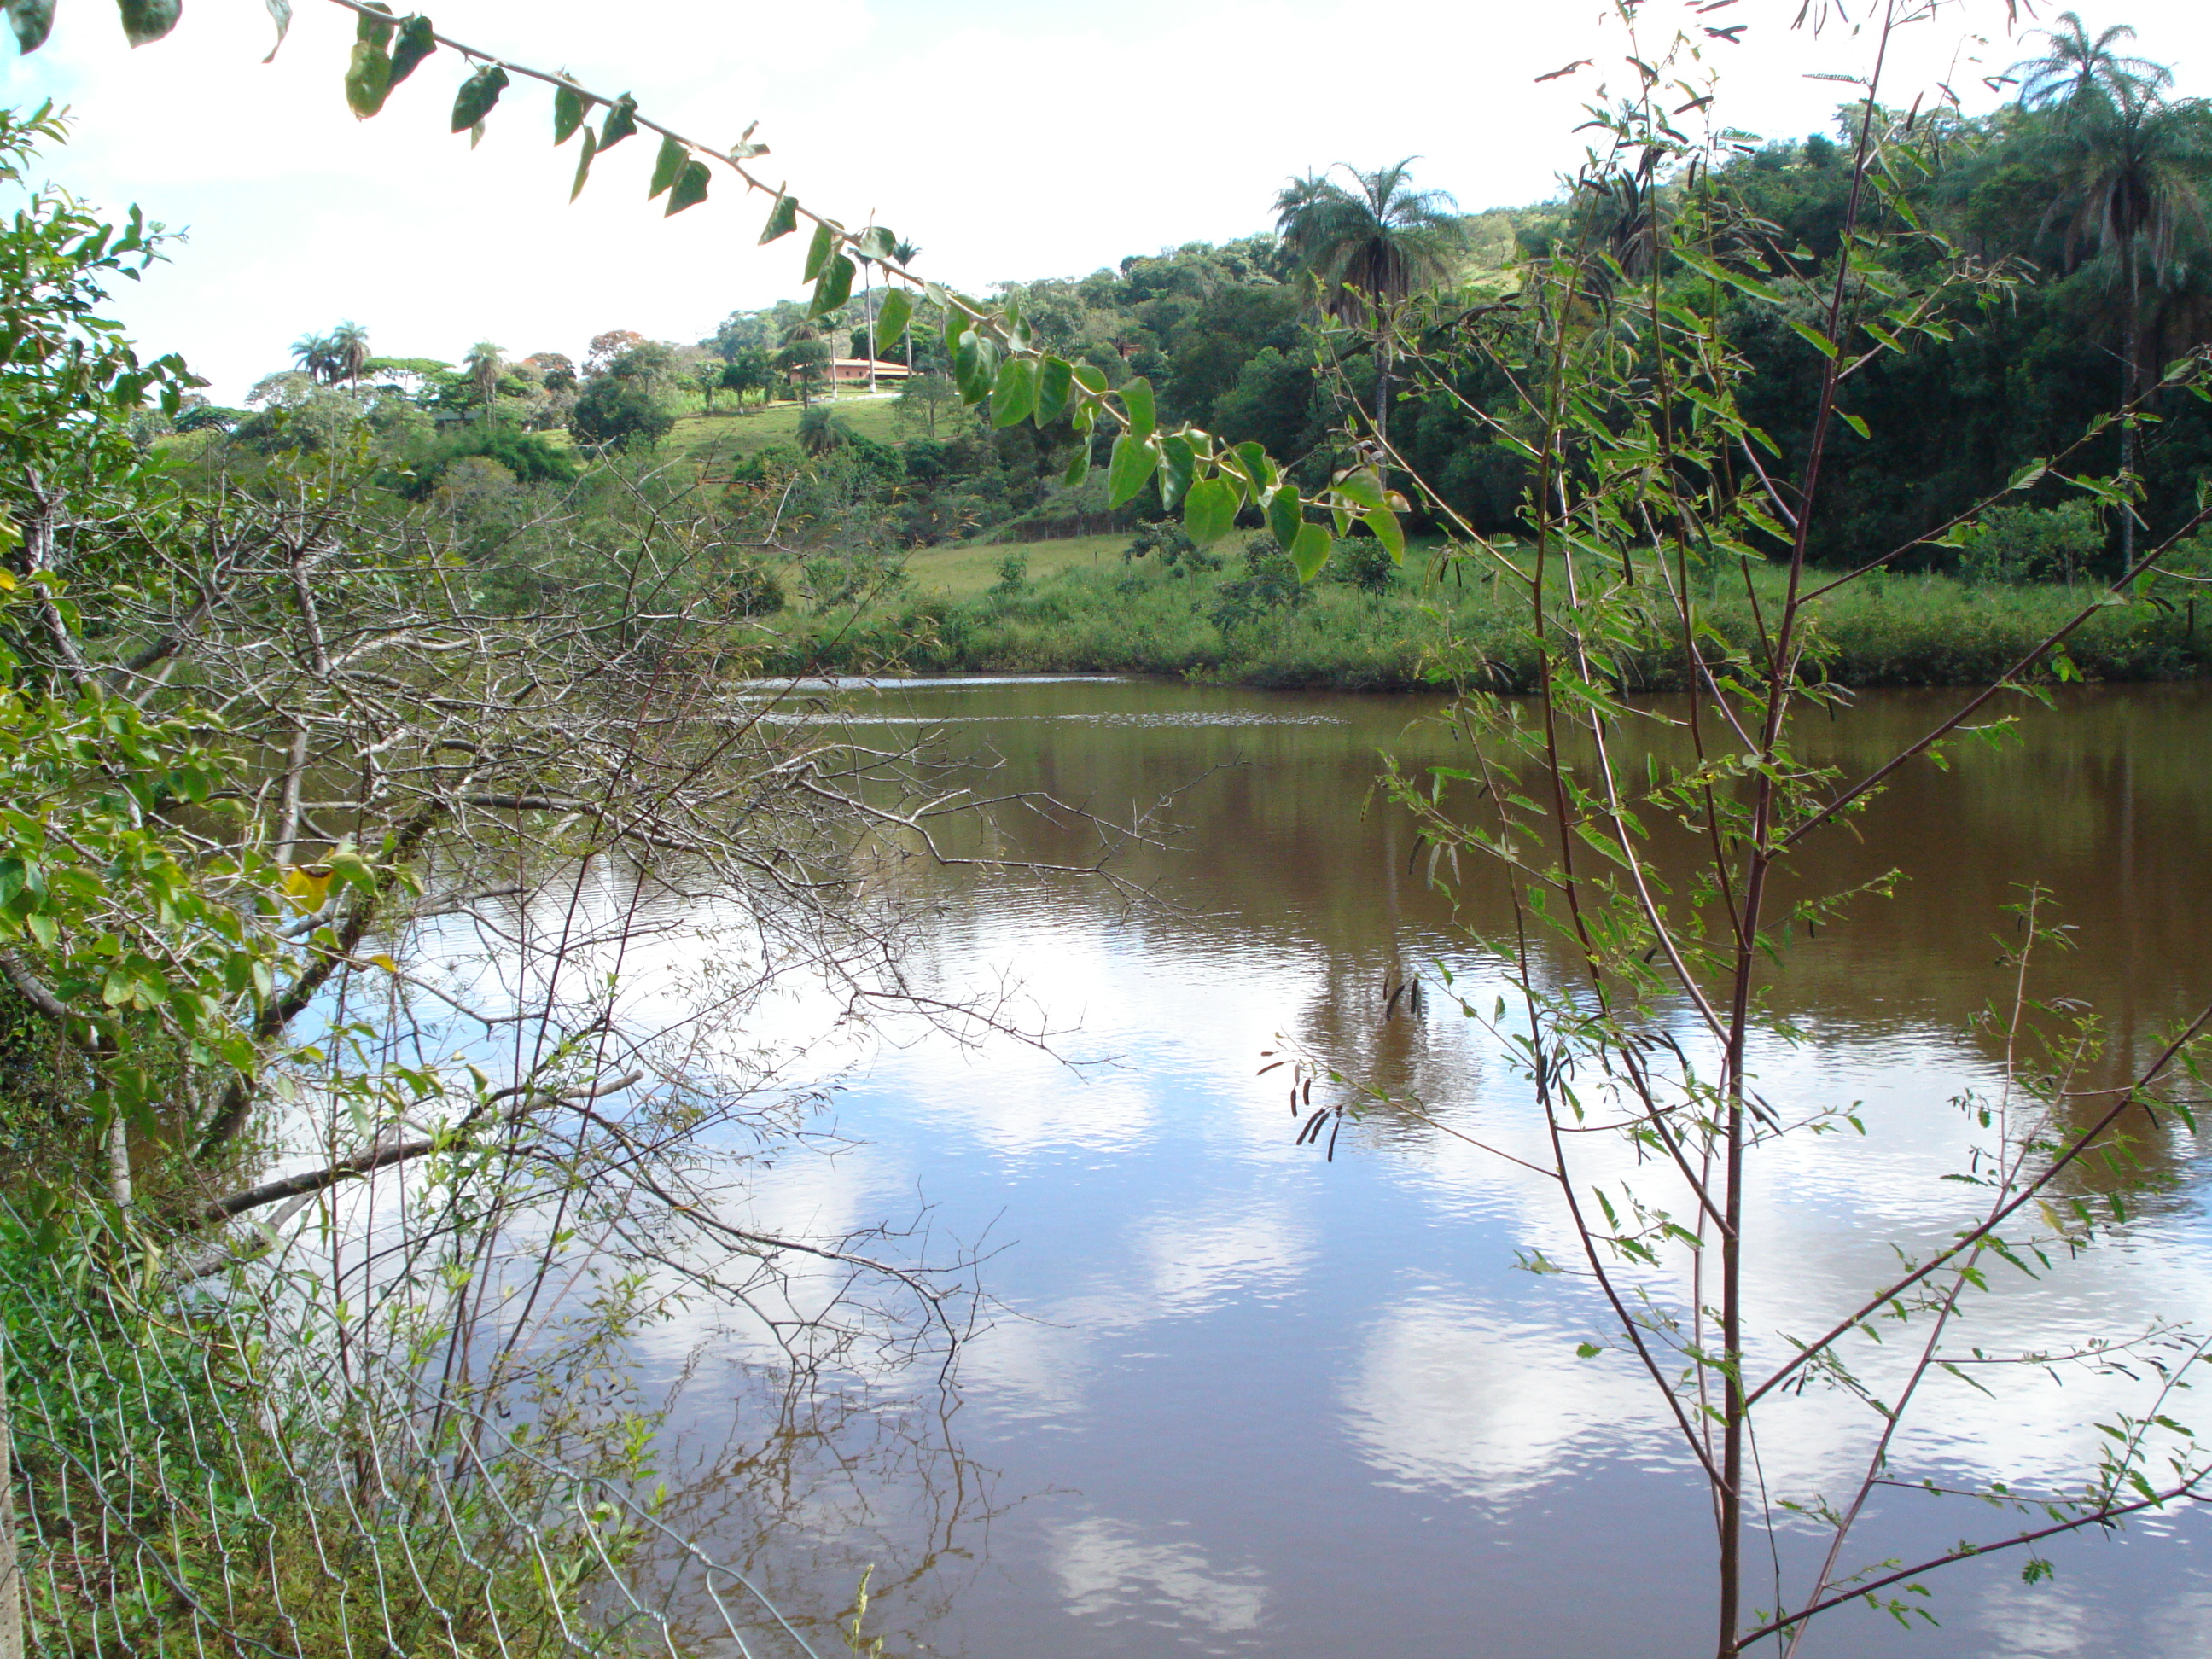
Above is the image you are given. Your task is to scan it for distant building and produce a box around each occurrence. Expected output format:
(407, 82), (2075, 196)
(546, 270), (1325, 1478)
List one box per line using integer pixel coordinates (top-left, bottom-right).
(812, 358), (915, 387)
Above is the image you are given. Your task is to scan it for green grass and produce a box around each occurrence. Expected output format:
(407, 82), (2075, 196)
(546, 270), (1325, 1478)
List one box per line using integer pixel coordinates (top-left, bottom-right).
(758, 545), (2212, 690)
(666, 393), (908, 476)
(904, 532), (1131, 598)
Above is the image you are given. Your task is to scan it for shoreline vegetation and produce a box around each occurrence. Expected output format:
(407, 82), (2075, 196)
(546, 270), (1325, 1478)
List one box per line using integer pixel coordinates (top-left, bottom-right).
(762, 532), (2212, 691)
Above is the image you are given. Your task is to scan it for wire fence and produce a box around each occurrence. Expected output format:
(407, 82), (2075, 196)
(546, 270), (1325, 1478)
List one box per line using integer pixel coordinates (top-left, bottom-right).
(1, 1218), (834, 1659)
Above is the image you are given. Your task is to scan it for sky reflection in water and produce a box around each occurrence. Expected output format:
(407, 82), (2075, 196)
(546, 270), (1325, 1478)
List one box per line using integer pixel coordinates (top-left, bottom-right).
(643, 678), (2212, 1659)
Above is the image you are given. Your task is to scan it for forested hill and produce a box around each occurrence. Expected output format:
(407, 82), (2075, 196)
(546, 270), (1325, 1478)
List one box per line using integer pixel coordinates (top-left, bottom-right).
(207, 88), (2212, 586)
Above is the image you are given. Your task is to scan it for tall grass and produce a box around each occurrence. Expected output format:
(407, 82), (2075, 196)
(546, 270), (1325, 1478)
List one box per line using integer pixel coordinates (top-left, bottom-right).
(764, 552), (2212, 690)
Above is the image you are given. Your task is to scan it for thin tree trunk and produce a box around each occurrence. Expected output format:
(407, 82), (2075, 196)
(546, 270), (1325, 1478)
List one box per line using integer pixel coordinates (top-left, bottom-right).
(1374, 323), (1393, 474)
(1, 1336), (20, 1659)
(2119, 246), (2140, 585)
(864, 264), (877, 395)
(108, 1115), (133, 1208)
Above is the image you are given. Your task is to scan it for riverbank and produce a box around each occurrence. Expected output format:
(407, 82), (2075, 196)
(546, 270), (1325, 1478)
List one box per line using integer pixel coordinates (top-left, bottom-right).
(761, 547), (2212, 690)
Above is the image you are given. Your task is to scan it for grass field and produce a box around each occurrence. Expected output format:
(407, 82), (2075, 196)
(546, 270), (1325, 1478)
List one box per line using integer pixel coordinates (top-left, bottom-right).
(902, 532), (1132, 597)
(665, 394), (908, 476)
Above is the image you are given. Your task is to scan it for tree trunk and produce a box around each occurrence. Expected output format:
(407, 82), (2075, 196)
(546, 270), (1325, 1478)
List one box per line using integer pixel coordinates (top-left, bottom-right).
(2119, 244), (2140, 586)
(1374, 323), (1394, 475)
(2, 1342), (22, 1659)
(864, 265), (877, 396)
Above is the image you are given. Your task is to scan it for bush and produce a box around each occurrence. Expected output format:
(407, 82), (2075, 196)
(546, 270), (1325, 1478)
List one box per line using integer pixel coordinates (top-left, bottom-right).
(1953, 499), (2104, 585)
(399, 425), (579, 497)
(1208, 533), (1311, 632)
(571, 375), (674, 450)
(1330, 534), (1400, 593)
(1123, 521), (1223, 574)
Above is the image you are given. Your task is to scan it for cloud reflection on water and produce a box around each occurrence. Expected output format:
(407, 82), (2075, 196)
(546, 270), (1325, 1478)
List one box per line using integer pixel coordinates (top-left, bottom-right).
(585, 679), (2212, 1658)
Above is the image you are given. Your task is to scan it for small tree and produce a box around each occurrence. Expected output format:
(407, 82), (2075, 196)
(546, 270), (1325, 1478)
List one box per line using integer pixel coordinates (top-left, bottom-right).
(720, 349), (773, 412)
(894, 370), (958, 439)
(775, 337), (831, 407)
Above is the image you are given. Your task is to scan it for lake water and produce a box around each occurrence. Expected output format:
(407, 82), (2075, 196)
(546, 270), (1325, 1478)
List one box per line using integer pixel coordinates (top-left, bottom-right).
(640, 678), (2212, 1659)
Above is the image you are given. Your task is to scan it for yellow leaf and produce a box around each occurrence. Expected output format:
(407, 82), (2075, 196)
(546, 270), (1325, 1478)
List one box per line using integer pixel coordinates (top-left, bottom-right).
(282, 866), (333, 912)
(370, 953), (400, 974)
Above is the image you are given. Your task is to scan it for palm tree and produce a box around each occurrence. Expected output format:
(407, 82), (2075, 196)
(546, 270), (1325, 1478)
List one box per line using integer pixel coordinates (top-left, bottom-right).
(1272, 159), (1464, 463)
(857, 236), (880, 396)
(2009, 12), (2170, 110)
(891, 240), (922, 377)
(796, 405), (854, 456)
(329, 321), (371, 387)
(290, 330), (338, 384)
(2015, 20), (2204, 571)
(463, 341), (505, 421)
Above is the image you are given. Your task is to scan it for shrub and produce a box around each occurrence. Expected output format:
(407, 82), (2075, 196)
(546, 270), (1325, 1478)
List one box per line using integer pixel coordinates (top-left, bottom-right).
(1953, 499), (2104, 585)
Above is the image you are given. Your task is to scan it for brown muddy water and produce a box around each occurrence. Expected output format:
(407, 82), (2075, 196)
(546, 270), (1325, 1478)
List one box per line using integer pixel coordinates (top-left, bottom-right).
(643, 678), (2212, 1659)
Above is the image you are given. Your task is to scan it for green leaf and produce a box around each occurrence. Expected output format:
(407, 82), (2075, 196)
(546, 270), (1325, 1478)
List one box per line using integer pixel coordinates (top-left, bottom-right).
(874, 288), (914, 358)
(352, 2), (394, 46)
(1234, 441), (1278, 495)
(666, 159), (710, 215)
(1158, 434), (1195, 509)
(1266, 486), (1302, 550)
(1062, 445), (1090, 489)
(389, 14), (435, 84)
(1119, 375), (1155, 439)
(7, 0), (55, 53)
(811, 253), (855, 317)
(649, 134), (685, 198)
(1786, 318), (1840, 361)
(345, 42), (393, 119)
(2006, 460), (2049, 492)
(1670, 248), (1784, 306)
(758, 193), (799, 244)
(599, 93), (637, 148)
(1333, 467), (1386, 511)
(990, 358), (1038, 428)
(327, 849), (377, 893)
(1034, 354), (1073, 424)
(1183, 475), (1238, 547)
(553, 80), (589, 145)
(451, 64), (509, 133)
(856, 225), (897, 261)
(952, 330), (998, 404)
(114, 0), (175, 44)
(1107, 434), (1159, 508)
(1363, 508), (1405, 563)
(568, 125), (597, 201)
(1289, 522), (1332, 583)
(1071, 363), (1108, 395)
(1838, 410), (1870, 440)
(802, 220), (836, 282)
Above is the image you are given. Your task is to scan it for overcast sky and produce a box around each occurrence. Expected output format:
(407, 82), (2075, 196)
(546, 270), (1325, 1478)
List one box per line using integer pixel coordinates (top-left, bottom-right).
(6, 0), (2209, 399)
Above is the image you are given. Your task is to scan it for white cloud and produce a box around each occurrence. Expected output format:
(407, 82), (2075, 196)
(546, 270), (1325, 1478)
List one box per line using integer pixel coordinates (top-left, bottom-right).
(1050, 1513), (1270, 1636)
(9, 0), (2209, 397)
